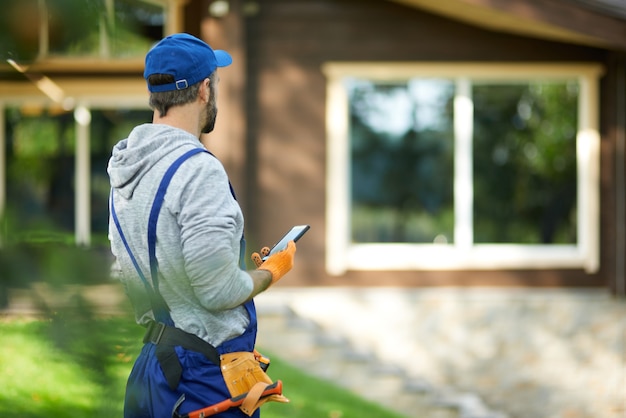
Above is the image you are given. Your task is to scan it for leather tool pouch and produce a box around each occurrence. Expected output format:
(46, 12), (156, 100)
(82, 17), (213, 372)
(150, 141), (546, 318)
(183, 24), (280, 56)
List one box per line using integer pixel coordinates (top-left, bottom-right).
(220, 351), (289, 416)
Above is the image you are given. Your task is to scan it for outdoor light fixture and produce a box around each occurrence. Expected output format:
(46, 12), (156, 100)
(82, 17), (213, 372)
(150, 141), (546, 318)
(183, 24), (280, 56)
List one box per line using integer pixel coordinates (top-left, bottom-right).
(209, 0), (229, 18)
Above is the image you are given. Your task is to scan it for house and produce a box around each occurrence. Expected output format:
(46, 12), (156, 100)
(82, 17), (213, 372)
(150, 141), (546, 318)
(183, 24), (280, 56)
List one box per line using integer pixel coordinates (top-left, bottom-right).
(1, 0), (625, 293)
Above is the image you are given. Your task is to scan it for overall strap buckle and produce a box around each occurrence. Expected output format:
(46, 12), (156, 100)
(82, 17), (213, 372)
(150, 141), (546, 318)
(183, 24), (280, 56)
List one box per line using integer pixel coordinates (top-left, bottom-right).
(143, 321), (167, 344)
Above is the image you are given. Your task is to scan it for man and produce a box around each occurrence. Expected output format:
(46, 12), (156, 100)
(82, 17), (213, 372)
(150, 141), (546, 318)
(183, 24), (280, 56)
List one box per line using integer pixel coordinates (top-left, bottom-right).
(108, 33), (295, 418)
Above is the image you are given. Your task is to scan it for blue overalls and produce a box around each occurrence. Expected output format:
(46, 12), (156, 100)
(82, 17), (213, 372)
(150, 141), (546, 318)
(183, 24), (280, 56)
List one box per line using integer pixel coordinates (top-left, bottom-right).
(111, 148), (259, 418)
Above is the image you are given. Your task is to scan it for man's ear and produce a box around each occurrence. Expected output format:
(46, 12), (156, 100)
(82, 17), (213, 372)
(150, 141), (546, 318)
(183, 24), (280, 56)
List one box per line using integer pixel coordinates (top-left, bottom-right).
(200, 78), (211, 103)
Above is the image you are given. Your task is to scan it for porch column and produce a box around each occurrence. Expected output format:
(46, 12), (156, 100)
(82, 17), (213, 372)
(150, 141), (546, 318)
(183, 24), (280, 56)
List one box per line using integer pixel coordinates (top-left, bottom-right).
(74, 105), (91, 246)
(616, 55), (626, 297)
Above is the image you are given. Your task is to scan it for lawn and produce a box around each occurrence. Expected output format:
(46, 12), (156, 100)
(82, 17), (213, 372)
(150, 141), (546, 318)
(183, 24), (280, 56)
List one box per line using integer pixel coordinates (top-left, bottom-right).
(0, 314), (406, 418)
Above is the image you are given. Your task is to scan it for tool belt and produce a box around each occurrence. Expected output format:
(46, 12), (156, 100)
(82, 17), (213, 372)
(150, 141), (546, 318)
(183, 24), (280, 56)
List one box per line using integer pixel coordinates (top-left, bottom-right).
(144, 321), (289, 416)
(143, 321), (220, 390)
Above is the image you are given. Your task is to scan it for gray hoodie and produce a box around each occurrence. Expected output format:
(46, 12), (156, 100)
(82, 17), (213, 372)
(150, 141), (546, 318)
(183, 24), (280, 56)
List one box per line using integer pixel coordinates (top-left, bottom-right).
(108, 123), (253, 347)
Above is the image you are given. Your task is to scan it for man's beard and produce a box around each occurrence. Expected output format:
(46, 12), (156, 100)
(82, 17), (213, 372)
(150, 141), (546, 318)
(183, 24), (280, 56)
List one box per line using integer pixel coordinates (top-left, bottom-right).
(201, 96), (218, 134)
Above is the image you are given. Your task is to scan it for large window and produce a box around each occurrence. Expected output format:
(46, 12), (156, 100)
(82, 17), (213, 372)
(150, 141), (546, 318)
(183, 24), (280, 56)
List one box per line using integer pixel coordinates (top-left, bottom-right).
(324, 63), (602, 274)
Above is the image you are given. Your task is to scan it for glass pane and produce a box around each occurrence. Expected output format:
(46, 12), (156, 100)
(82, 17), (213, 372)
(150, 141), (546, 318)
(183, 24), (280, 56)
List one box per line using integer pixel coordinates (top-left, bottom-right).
(110, 0), (165, 58)
(348, 79), (455, 243)
(4, 106), (76, 243)
(46, 0), (103, 56)
(473, 82), (578, 244)
(3, 106), (152, 245)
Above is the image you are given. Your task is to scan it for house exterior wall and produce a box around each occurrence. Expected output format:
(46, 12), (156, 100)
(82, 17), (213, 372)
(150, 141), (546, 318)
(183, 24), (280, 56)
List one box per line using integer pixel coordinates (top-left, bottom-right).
(600, 52), (626, 295)
(207, 0), (624, 288)
(2, 0), (622, 290)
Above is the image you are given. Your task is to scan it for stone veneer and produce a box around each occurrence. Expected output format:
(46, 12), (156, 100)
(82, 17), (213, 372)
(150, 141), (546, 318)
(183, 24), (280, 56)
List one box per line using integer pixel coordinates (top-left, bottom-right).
(257, 287), (626, 418)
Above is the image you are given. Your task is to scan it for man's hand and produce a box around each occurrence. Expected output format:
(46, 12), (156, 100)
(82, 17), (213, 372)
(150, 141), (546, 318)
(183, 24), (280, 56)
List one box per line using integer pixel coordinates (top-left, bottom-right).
(251, 241), (296, 284)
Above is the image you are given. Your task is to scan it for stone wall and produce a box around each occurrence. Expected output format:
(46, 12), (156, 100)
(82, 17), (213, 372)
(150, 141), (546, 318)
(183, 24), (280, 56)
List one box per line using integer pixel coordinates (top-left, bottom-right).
(263, 288), (626, 418)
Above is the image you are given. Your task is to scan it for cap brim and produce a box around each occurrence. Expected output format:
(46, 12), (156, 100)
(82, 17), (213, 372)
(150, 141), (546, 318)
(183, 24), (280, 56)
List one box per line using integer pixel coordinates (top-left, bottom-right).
(214, 50), (233, 67)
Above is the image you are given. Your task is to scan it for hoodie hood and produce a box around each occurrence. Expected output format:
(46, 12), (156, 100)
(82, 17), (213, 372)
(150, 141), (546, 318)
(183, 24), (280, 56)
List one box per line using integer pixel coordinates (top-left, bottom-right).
(108, 123), (202, 199)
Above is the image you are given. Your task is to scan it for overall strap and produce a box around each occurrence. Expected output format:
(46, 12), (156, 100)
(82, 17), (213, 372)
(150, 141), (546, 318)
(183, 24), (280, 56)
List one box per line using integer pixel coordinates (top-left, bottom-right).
(111, 147), (208, 323)
(111, 195), (168, 319)
(148, 148), (208, 297)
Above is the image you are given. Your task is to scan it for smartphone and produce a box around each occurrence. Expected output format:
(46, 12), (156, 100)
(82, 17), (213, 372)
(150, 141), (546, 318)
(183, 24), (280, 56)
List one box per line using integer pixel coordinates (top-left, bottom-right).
(262, 224), (310, 261)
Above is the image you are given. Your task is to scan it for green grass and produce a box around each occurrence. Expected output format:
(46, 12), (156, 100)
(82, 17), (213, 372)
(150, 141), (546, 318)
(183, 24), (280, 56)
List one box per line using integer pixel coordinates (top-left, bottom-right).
(0, 316), (405, 418)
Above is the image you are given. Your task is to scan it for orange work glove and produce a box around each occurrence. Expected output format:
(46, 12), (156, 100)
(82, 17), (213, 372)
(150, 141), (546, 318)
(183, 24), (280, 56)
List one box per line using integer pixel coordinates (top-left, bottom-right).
(251, 241), (296, 284)
(251, 246), (271, 268)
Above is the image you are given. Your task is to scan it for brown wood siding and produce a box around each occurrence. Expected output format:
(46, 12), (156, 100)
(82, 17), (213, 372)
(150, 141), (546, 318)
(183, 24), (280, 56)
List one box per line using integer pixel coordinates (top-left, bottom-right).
(600, 52), (626, 294)
(239, 0), (616, 287)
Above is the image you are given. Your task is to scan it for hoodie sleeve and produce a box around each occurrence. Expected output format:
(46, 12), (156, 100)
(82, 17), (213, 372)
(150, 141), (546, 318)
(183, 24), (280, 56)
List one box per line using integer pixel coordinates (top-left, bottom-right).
(172, 153), (253, 310)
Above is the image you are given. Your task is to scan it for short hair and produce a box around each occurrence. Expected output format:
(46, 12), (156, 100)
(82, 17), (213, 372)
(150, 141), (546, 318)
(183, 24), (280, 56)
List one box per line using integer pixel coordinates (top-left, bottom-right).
(148, 73), (216, 117)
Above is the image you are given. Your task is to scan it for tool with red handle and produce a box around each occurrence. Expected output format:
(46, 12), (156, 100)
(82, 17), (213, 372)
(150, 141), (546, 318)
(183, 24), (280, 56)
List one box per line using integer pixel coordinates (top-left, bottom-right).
(172, 380), (283, 418)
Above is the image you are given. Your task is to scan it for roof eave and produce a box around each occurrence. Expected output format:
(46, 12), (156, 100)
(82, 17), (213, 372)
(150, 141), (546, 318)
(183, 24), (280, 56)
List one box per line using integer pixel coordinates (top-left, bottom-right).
(389, 0), (626, 51)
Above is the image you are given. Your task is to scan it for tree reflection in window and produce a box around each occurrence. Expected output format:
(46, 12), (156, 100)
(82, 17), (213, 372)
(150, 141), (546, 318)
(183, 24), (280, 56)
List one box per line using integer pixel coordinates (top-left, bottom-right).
(3, 107), (153, 244)
(473, 82), (578, 244)
(1, 0), (164, 61)
(348, 78), (578, 245)
(348, 79), (455, 243)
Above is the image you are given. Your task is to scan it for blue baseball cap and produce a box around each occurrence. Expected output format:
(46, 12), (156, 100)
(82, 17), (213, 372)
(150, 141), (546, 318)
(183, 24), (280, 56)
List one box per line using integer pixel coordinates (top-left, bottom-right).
(144, 33), (232, 93)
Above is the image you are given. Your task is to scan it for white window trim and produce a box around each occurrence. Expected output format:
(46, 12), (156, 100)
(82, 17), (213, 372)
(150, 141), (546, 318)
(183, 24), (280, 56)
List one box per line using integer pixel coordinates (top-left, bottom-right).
(323, 62), (604, 275)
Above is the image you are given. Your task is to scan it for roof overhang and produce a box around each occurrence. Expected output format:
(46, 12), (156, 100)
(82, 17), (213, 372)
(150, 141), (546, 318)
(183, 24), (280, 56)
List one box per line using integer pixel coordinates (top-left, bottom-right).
(0, 58), (146, 107)
(0, 77), (148, 108)
(389, 0), (626, 51)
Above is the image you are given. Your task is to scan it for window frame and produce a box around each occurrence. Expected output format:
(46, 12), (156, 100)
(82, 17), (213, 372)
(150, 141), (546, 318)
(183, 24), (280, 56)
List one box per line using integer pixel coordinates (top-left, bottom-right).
(323, 62), (604, 275)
